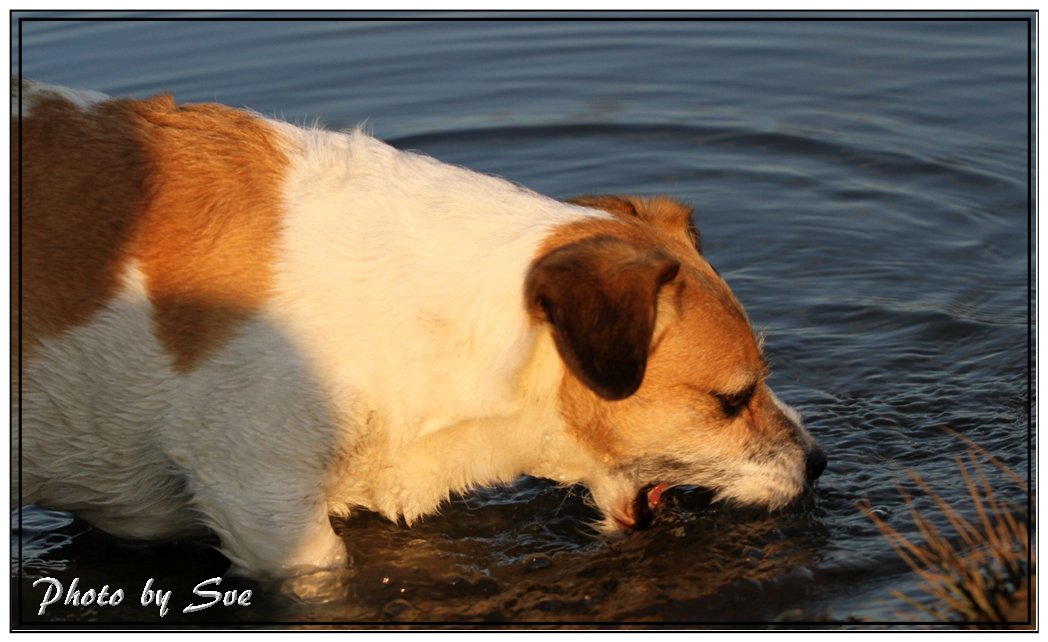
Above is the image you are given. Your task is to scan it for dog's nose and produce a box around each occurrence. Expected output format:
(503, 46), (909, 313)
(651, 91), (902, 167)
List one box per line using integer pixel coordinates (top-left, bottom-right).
(805, 446), (828, 482)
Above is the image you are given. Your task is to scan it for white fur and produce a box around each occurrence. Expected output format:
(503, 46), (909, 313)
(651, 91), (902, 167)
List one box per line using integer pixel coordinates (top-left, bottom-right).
(266, 128), (619, 524)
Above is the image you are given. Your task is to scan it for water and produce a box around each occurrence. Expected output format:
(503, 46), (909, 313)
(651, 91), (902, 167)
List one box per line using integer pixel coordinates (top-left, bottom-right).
(11, 13), (1033, 626)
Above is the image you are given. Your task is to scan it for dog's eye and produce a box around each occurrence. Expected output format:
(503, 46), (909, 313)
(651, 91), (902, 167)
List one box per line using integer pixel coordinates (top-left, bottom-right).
(713, 388), (753, 416)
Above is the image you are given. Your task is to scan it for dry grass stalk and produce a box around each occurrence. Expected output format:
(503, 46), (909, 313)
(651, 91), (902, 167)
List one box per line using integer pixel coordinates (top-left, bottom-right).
(862, 434), (1033, 629)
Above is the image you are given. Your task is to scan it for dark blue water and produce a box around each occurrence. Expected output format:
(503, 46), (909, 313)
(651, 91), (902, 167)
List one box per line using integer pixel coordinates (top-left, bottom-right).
(12, 13), (1033, 626)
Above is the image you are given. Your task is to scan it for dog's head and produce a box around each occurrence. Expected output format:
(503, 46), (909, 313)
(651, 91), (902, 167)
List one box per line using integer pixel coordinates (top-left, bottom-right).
(526, 195), (826, 532)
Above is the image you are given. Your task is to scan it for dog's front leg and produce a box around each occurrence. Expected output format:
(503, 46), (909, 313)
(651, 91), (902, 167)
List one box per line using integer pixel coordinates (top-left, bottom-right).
(176, 462), (347, 578)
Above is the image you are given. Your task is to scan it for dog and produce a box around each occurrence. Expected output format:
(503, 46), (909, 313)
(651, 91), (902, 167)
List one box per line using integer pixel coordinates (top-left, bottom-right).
(13, 79), (826, 578)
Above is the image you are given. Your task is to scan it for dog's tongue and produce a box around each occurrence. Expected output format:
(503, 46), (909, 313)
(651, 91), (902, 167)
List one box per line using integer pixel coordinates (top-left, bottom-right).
(647, 482), (671, 510)
(631, 483), (673, 530)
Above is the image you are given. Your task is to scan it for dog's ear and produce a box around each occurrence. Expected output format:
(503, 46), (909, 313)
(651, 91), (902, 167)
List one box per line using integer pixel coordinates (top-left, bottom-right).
(525, 236), (680, 400)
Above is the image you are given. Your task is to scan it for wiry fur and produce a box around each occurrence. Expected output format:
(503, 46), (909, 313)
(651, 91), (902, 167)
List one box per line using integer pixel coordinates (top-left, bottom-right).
(14, 80), (825, 577)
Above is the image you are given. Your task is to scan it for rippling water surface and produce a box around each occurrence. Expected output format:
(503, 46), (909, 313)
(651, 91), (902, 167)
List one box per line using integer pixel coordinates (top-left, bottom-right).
(12, 13), (1033, 626)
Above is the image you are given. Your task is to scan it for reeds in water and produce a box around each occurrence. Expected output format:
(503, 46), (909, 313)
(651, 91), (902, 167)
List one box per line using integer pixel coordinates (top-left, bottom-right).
(862, 432), (1034, 629)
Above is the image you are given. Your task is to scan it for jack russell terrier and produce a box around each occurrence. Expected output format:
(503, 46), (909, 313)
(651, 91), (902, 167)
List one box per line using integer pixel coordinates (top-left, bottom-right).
(13, 79), (826, 578)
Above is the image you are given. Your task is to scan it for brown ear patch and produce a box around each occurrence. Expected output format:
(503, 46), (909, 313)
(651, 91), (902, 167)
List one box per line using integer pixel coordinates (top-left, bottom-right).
(525, 235), (679, 400)
(569, 195), (701, 253)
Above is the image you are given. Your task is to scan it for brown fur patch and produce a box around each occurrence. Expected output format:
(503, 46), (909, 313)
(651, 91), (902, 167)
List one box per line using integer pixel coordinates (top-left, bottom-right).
(128, 96), (288, 371)
(15, 94), (148, 365)
(14, 87), (288, 371)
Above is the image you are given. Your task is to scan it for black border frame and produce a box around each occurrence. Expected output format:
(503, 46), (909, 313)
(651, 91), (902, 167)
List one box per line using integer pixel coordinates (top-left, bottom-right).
(9, 9), (1038, 631)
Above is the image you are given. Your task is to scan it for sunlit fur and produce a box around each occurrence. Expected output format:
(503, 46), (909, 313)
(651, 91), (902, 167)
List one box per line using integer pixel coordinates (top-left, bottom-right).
(14, 80), (823, 577)
(532, 196), (824, 534)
